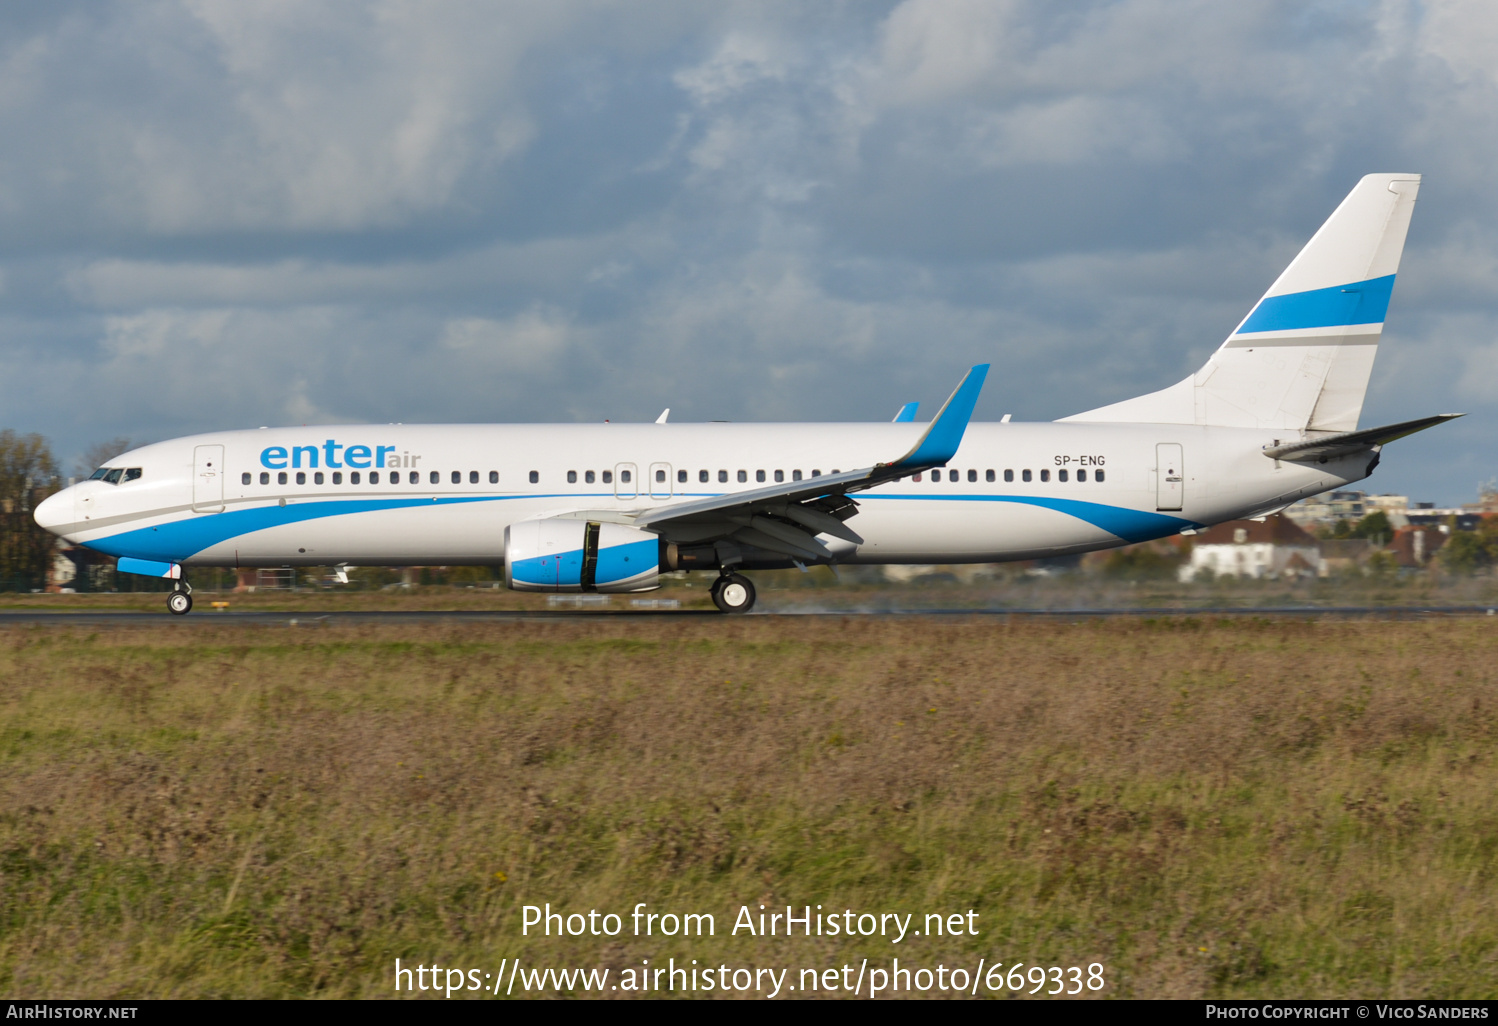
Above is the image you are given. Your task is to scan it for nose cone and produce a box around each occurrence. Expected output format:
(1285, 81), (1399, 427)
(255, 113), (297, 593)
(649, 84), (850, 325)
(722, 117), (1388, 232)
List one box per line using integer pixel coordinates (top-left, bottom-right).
(33, 488), (72, 536)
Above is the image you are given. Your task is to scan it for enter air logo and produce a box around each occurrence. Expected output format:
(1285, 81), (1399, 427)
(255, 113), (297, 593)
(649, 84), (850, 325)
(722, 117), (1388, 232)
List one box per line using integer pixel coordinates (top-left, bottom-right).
(260, 441), (423, 470)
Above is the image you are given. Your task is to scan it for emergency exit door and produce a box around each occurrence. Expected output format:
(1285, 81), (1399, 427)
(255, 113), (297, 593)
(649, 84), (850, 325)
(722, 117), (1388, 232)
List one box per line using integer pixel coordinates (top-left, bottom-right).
(1156, 443), (1183, 511)
(193, 444), (225, 513)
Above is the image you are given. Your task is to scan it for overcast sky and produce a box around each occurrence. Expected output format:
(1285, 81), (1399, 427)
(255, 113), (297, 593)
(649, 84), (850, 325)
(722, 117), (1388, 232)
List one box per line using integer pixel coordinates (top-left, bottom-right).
(1, 0), (1494, 502)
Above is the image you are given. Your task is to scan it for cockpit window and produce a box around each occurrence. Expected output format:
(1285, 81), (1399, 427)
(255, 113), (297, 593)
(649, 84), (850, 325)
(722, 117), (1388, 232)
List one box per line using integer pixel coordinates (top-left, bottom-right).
(89, 468), (110, 480)
(102, 469), (123, 484)
(123, 468), (142, 482)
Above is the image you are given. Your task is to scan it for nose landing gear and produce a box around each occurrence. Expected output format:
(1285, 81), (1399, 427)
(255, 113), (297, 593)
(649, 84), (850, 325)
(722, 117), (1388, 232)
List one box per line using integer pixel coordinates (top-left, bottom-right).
(167, 580), (193, 616)
(710, 572), (756, 614)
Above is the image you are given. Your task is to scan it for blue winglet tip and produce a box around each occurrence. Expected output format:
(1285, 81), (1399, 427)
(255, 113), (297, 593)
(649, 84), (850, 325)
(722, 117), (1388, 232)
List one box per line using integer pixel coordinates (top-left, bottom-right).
(893, 401), (919, 423)
(896, 363), (990, 467)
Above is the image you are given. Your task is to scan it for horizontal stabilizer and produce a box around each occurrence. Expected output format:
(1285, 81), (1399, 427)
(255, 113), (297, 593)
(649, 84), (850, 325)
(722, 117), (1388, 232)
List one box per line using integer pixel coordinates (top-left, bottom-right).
(1262, 413), (1462, 462)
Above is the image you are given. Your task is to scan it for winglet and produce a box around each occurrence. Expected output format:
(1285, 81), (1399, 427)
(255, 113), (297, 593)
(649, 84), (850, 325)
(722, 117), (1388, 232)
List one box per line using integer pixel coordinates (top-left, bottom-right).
(892, 364), (990, 468)
(655, 408), (670, 424)
(892, 402), (919, 423)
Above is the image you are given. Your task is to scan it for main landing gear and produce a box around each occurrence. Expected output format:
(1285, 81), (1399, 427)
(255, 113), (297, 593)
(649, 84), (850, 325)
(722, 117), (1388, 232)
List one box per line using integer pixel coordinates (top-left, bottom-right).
(167, 580), (193, 616)
(710, 572), (756, 614)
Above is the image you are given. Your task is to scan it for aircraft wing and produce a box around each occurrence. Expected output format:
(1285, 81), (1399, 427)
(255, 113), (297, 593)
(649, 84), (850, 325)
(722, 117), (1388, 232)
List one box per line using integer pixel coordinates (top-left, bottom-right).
(1262, 413), (1462, 462)
(626, 364), (989, 561)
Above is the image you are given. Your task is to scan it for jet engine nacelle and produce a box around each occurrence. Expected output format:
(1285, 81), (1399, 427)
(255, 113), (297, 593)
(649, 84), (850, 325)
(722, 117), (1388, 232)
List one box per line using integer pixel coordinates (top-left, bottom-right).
(505, 519), (663, 593)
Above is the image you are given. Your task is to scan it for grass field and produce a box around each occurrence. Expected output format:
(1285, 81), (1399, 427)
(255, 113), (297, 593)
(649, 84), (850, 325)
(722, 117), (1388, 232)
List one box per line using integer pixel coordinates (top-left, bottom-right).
(0, 615), (1495, 998)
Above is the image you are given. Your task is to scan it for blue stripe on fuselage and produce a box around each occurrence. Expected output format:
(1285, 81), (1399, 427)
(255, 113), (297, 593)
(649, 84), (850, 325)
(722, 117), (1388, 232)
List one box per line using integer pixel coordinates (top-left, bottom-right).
(84, 492), (1197, 562)
(861, 494), (1199, 543)
(86, 495), (512, 562)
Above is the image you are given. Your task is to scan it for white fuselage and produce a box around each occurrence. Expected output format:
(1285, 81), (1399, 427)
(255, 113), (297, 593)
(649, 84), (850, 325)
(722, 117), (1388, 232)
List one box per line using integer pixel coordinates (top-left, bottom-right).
(37, 420), (1368, 569)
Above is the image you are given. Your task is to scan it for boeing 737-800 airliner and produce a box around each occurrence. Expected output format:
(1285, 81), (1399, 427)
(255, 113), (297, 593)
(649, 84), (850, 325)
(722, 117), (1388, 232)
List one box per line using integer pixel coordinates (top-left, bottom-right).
(34, 174), (1456, 614)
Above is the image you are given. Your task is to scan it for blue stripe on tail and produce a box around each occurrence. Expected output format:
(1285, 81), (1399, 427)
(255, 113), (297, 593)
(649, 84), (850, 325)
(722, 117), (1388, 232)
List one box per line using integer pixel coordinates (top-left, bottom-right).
(1237, 275), (1395, 334)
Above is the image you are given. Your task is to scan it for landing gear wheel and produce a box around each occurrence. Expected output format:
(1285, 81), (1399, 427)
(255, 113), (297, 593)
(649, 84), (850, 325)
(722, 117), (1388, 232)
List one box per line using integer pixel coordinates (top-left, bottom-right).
(711, 573), (756, 614)
(167, 591), (193, 615)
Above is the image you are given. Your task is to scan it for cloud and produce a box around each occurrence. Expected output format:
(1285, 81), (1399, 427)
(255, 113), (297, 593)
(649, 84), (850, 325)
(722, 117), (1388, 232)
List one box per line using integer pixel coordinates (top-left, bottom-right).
(438, 308), (573, 371)
(0, 1), (1495, 505)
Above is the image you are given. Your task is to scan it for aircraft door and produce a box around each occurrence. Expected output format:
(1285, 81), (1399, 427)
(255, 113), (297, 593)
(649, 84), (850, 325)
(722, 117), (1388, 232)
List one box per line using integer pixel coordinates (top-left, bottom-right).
(614, 463), (637, 499)
(649, 462), (672, 499)
(193, 445), (225, 513)
(1156, 443), (1183, 511)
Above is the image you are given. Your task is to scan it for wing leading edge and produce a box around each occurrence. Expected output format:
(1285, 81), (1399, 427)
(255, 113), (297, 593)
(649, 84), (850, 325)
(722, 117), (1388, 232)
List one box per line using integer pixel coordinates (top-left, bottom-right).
(624, 364), (990, 562)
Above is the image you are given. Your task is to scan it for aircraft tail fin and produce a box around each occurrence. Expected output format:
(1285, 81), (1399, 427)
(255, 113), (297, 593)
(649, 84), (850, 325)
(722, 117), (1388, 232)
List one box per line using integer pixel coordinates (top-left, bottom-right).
(1063, 173), (1421, 431)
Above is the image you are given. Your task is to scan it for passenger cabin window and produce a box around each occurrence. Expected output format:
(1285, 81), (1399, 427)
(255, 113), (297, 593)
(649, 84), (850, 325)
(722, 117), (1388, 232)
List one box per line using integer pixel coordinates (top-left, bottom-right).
(314, 472), (325, 485)
(490, 471), (500, 484)
(469, 471), (478, 484)
(699, 470), (709, 483)
(1000, 470), (1010, 482)
(529, 470), (539, 484)
(451, 471), (461, 484)
(656, 469), (666, 483)
(756, 470), (766, 482)
(737, 470), (747, 483)
(602, 470), (613, 484)
(242, 472), (252, 485)
(774, 470), (784, 483)
(677, 469), (687, 483)
(278, 472), (289, 485)
(333, 472), (342, 484)
(567, 470), (578, 484)
(351, 472), (361, 484)
(717, 470), (727, 483)
(1021, 470), (1031, 482)
(1096, 470), (1105, 483)
(1078, 469), (1086, 482)
(370, 472), (379, 484)
(1058, 469), (1068, 482)
(585, 470), (595, 484)
(260, 472), (270, 485)
(296, 472), (307, 485)
(431, 471), (440, 485)
(792, 470), (802, 481)
(1040, 469), (1050, 482)
(968, 469), (977, 483)
(620, 470), (631, 483)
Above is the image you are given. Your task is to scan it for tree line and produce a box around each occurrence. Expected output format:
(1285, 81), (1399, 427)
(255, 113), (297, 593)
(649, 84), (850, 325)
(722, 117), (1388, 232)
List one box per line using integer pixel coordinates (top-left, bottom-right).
(0, 430), (61, 591)
(0, 433), (133, 592)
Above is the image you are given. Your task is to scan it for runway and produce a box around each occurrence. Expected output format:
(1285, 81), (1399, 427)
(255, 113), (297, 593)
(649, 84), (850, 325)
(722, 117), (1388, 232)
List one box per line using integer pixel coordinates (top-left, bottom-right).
(0, 605), (1495, 626)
